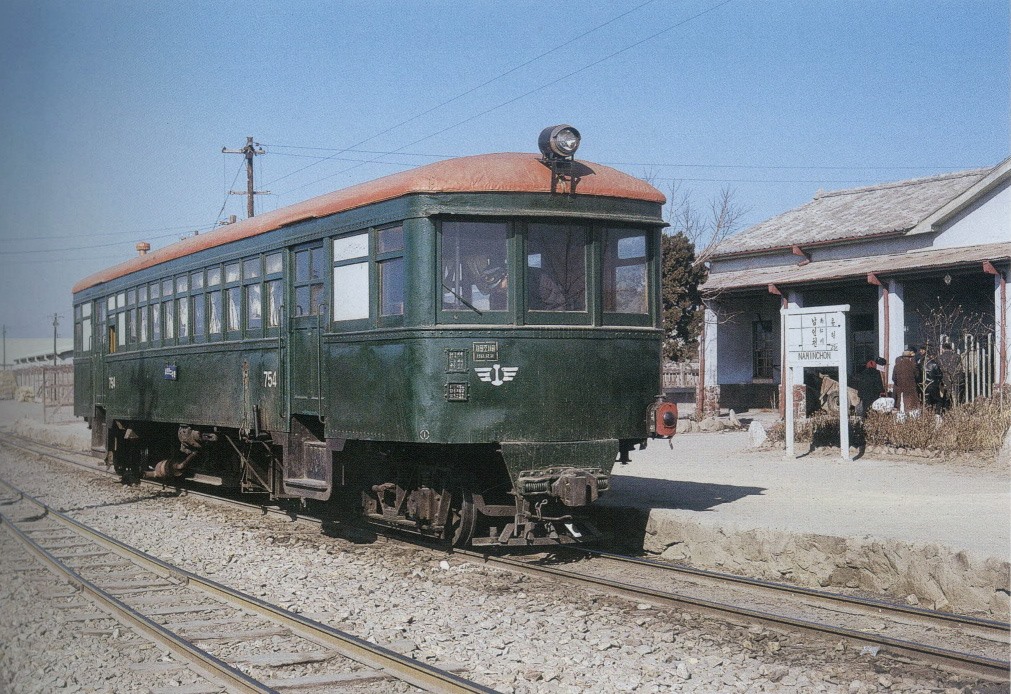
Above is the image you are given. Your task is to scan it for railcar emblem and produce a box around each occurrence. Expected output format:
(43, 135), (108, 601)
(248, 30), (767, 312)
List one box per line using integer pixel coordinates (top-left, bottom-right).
(474, 364), (518, 387)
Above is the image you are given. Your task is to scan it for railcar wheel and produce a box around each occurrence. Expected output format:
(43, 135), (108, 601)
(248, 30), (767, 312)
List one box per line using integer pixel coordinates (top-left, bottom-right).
(447, 487), (477, 547)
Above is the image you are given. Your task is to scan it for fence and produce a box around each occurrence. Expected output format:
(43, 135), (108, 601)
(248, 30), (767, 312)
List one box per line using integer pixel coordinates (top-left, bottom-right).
(12, 365), (75, 422)
(662, 361), (699, 390)
(959, 333), (995, 402)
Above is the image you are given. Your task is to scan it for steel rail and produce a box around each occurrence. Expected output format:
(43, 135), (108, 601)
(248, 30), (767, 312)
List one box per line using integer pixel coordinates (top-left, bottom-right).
(0, 498), (278, 693)
(0, 477), (496, 694)
(571, 546), (1010, 638)
(452, 549), (1010, 683)
(5, 433), (1008, 683)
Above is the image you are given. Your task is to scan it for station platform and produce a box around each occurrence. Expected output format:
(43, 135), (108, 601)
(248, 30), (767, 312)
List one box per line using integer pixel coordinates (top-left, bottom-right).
(595, 412), (1011, 619)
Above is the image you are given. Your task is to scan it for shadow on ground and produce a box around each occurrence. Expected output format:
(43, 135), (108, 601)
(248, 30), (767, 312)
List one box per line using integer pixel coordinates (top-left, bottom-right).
(589, 478), (766, 553)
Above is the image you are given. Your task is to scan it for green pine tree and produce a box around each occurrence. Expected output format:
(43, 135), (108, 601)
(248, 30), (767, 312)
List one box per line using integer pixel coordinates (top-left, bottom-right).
(661, 231), (707, 362)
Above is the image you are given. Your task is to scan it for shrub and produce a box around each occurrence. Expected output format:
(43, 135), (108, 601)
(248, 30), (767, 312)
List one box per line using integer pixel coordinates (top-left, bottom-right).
(765, 395), (1011, 457)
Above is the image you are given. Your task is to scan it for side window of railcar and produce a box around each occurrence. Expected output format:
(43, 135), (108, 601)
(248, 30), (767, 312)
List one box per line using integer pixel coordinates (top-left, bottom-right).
(224, 262), (241, 335)
(603, 228), (648, 315)
(191, 271), (205, 340)
(207, 266), (222, 337)
(243, 257), (263, 333)
(126, 289), (137, 346)
(294, 245), (326, 317)
(526, 222), (587, 312)
(377, 225), (405, 317)
(138, 285), (148, 344)
(332, 233), (368, 322)
(441, 221), (510, 313)
(74, 302), (92, 353)
(176, 276), (190, 342)
(265, 252), (283, 328)
(150, 283), (162, 342)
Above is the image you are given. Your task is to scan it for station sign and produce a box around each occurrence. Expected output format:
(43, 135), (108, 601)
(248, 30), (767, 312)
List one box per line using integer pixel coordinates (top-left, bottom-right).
(781, 305), (851, 460)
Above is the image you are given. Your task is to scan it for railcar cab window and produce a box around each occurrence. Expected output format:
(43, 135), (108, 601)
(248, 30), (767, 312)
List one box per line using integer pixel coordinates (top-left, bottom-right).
(332, 233), (369, 322)
(294, 245), (326, 317)
(526, 222), (587, 313)
(442, 221), (509, 315)
(603, 229), (648, 315)
(377, 225), (404, 319)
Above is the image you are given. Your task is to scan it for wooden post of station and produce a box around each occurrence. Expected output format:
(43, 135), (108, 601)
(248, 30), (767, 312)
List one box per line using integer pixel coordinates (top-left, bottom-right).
(783, 304), (851, 461)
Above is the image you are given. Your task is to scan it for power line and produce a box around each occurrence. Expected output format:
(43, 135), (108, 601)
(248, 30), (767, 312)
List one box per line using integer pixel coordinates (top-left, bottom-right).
(276, 0), (740, 197)
(262, 0), (660, 189)
(263, 145), (973, 172)
(0, 231), (184, 256)
(3, 222), (210, 244)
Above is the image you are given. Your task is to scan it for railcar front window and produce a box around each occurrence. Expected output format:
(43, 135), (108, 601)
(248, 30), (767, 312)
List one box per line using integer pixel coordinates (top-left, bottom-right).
(332, 233), (369, 322)
(295, 245), (327, 317)
(441, 221), (509, 312)
(526, 223), (587, 312)
(603, 229), (648, 314)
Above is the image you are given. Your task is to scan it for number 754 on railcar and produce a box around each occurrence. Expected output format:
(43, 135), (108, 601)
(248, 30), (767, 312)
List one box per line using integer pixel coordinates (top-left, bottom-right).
(71, 126), (678, 547)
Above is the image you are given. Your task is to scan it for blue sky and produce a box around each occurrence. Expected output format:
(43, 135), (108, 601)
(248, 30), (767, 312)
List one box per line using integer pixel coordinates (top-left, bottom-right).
(0, 0), (1007, 337)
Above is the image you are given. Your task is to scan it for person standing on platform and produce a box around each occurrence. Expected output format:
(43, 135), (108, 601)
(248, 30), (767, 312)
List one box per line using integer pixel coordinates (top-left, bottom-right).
(854, 359), (884, 417)
(892, 349), (920, 411)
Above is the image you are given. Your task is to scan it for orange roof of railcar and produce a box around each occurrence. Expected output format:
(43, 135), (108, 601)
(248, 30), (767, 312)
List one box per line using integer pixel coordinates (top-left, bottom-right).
(73, 152), (665, 294)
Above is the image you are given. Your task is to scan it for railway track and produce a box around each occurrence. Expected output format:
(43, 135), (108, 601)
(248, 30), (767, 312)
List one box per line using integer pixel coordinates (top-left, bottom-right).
(0, 474), (495, 694)
(3, 432), (1010, 685)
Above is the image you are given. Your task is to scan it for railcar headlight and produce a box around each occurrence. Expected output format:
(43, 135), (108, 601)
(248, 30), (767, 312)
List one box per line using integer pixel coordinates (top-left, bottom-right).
(538, 124), (581, 159)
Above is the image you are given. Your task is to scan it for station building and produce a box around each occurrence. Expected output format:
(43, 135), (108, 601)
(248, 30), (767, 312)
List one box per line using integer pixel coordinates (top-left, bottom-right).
(698, 157), (1011, 416)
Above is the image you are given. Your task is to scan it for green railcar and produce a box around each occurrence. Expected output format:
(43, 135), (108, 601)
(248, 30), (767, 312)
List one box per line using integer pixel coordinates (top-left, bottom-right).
(72, 127), (674, 546)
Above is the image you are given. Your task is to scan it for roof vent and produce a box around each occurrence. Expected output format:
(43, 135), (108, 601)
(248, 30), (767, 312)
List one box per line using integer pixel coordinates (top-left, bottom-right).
(135, 242), (151, 256)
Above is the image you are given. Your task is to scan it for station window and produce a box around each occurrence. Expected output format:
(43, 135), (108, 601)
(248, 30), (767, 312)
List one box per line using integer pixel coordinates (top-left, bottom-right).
(332, 233), (368, 322)
(603, 229), (648, 314)
(753, 320), (775, 380)
(294, 244), (326, 317)
(526, 222), (586, 312)
(377, 225), (405, 317)
(441, 221), (509, 312)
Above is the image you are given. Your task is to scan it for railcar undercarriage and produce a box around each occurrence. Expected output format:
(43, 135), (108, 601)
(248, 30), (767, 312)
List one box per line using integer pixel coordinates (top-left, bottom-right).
(104, 421), (608, 547)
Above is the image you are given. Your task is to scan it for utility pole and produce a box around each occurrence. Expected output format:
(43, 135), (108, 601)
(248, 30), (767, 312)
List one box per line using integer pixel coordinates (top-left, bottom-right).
(2, 324), (6, 371)
(222, 136), (267, 218)
(52, 314), (59, 366)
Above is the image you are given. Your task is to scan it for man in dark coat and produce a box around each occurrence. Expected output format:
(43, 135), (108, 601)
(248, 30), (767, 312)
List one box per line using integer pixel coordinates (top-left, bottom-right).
(935, 342), (964, 410)
(853, 360), (884, 417)
(892, 350), (920, 411)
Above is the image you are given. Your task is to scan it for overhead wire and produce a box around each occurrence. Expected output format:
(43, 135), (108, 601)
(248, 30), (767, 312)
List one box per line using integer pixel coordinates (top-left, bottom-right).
(262, 0), (662, 189)
(274, 0), (745, 197)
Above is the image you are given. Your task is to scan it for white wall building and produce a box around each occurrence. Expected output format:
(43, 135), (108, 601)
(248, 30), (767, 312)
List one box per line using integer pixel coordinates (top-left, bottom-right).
(699, 158), (1010, 415)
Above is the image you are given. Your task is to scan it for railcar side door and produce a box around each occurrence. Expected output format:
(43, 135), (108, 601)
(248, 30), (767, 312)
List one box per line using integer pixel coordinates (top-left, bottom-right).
(288, 243), (327, 418)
